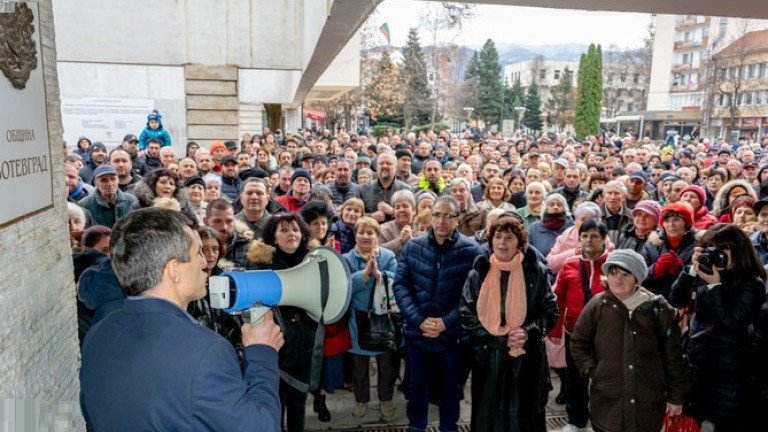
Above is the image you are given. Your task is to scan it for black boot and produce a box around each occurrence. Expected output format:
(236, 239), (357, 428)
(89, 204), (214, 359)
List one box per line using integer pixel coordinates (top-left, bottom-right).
(315, 393), (331, 422)
(554, 367), (567, 405)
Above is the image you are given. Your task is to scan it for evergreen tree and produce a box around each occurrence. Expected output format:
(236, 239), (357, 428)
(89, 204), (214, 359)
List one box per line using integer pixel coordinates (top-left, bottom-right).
(523, 82), (543, 132)
(476, 39), (502, 130)
(400, 28), (433, 129)
(574, 44), (603, 138)
(505, 77), (525, 129)
(365, 50), (403, 124)
(461, 51), (480, 119)
(547, 66), (575, 131)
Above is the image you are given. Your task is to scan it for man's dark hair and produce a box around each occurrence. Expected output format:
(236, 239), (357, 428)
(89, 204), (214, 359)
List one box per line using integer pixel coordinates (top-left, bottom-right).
(147, 137), (161, 146)
(421, 158), (442, 173)
(579, 219), (608, 238)
(109, 147), (131, 159)
(110, 208), (194, 296)
(205, 198), (233, 218)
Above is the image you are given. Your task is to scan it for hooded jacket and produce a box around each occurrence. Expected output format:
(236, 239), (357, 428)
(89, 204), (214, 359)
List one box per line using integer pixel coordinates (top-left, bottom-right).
(641, 228), (697, 300)
(549, 250), (609, 339)
(78, 257), (126, 326)
(78, 189), (138, 229)
(138, 112), (172, 150)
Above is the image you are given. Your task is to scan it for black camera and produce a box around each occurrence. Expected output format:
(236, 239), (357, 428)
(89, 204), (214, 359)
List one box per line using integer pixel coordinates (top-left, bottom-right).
(698, 247), (728, 275)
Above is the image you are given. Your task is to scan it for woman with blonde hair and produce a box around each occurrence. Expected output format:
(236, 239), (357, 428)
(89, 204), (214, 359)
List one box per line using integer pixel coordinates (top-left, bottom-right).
(477, 177), (516, 212)
(343, 216), (399, 422)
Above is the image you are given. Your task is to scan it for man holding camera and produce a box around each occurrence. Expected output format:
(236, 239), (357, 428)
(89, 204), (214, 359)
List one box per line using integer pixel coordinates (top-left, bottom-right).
(80, 208), (284, 431)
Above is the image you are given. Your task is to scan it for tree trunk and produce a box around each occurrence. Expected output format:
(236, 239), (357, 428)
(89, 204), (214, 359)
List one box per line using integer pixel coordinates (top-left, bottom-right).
(263, 104), (282, 131)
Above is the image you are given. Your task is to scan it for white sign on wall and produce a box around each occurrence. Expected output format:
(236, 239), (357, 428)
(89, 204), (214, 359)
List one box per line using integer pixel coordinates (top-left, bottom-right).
(0, 3), (53, 227)
(61, 98), (154, 149)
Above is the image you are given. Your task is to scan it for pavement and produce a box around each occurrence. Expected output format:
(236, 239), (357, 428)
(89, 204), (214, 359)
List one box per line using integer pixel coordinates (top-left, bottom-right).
(304, 364), (580, 431)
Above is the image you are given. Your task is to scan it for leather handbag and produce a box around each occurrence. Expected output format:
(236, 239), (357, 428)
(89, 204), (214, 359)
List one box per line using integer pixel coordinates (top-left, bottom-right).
(662, 413), (700, 432)
(545, 309), (567, 368)
(355, 273), (401, 352)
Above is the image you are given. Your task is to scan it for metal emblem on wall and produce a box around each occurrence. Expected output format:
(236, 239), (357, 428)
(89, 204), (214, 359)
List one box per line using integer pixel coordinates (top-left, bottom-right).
(0, 3), (38, 89)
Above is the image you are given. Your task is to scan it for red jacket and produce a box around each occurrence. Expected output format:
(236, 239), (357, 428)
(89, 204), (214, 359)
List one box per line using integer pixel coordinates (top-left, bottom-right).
(549, 251), (609, 338)
(275, 193), (304, 212)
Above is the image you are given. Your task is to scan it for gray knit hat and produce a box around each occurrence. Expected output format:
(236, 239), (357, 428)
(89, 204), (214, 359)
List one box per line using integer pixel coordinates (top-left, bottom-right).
(601, 249), (647, 284)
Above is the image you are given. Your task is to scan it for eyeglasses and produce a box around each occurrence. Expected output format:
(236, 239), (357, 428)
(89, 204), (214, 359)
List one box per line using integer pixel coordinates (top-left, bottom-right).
(432, 212), (458, 220)
(606, 266), (633, 278)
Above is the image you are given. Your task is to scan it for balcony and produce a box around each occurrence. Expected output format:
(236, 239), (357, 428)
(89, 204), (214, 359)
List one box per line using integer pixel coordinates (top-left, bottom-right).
(672, 63), (693, 73)
(674, 37), (708, 51)
(671, 83), (701, 92)
(675, 16), (708, 30)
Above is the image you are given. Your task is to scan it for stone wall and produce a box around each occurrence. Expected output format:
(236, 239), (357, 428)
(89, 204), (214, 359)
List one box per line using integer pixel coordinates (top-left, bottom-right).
(0, 0), (80, 409)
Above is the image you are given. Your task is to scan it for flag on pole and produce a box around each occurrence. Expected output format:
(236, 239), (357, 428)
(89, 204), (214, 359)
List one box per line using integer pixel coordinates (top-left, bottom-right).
(379, 23), (391, 46)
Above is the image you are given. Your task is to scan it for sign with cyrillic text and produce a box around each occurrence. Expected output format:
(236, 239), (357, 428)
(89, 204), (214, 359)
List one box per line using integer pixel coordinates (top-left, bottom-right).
(0, 3), (53, 227)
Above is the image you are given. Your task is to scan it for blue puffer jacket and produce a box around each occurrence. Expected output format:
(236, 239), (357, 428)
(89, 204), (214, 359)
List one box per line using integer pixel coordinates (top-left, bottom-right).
(393, 228), (482, 352)
(138, 111), (172, 150)
(751, 231), (768, 265)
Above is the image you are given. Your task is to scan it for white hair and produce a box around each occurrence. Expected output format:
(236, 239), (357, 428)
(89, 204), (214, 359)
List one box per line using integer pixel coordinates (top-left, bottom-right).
(202, 173), (222, 186)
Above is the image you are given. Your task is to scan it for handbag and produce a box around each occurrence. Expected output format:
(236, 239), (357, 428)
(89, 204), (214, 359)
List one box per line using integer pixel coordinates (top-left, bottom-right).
(545, 309), (567, 368)
(355, 273), (402, 352)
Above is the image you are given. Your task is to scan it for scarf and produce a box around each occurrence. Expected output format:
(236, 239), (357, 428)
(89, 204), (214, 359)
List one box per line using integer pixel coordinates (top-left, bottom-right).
(69, 182), (84, 200)
(477, 253), (527, 357)
(667, 234), (682, 250)
(542, 212), (566, 231)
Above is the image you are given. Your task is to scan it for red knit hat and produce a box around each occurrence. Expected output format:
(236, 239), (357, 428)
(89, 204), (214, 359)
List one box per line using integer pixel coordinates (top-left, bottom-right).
(209, 140), (226, 154)
(661, 202), (694, 227)
(680, 185), (706, 209)
(730, 194), (757, 215)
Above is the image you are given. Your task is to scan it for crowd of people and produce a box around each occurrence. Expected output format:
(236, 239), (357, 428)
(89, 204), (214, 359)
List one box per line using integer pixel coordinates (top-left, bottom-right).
(70, 110), (768, 432)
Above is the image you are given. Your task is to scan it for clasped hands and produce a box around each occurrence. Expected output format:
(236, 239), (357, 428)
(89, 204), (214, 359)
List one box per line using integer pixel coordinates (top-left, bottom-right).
(419, 317), (446, 338)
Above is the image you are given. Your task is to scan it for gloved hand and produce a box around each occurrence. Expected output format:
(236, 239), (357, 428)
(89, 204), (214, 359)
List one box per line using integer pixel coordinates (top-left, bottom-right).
(653, 252), (683, 277)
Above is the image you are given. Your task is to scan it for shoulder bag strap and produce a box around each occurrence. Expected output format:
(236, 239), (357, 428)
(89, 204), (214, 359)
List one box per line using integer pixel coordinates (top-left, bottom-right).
(580, 259), (592, 305)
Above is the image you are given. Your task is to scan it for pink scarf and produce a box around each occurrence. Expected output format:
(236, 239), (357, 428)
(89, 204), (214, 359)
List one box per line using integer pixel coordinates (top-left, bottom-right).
(477, 253), (528, 356)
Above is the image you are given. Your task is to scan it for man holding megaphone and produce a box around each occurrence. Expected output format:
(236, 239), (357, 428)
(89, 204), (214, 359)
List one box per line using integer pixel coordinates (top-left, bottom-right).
(80, 208), (284, 432)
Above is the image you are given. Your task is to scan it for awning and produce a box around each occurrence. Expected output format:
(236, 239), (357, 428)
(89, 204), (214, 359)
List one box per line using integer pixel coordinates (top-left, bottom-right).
(303, 108), (326, 121)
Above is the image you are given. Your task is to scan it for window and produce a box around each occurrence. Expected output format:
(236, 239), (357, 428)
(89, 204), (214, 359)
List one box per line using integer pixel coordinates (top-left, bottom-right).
(683, 53), (690, 64)
(720, 18), (728, 36)
(628, 90), (634, 98)
(607, 74), (614, 83)
(540, 69), (546, 80)
(728, 67), (737, 79)
(554, 69), (561, 79)
(620, 74), (626, 83)
(684, 32), (691, 42)
(627, 103), (634, 112)
(747, 64), (755, 79)
(717, 68), (726, 80)
(633, 73), (640, 84)
(760, 63), (768, 78)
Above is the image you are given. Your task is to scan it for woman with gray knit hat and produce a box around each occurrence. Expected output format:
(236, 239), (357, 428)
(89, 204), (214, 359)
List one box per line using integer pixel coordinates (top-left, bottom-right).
(570, 249), (691, 432)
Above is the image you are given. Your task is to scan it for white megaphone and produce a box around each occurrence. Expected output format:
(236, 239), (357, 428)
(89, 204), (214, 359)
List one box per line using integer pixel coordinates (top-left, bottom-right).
(208, 246), (352, 324)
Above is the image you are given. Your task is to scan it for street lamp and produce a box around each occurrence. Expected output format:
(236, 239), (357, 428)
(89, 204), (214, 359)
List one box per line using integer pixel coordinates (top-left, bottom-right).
(514, 106), (526, 132)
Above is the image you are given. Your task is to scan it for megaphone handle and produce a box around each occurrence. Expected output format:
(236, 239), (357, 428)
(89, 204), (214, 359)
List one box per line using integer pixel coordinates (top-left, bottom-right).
(242, 305), (270, 324)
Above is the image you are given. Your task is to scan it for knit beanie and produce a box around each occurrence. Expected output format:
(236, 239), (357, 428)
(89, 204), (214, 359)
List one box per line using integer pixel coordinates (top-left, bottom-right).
(602, 249), (648, 283)
(631, 200), (663, 226)
(680, 185), (706, 208)
(395, 149), (412, 161)
(660, 202), (694, 228)
(730, 194), (757, 215)
(209, 140), (226, 154)
(291, 168), (312, 184)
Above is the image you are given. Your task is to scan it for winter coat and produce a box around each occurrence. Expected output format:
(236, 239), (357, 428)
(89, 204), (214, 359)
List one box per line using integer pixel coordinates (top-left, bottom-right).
(118, 174), (142, 196)
(328, 181), (359, 207)
(138, 116), (172, 150)
(343, 247), (398, 356)
(393, 228), (482, 352)
(546, 226), (615, 274)
(751, 230), (768, 265)
(131, 179), (198, 225)
(275, 192), (304, 212)
(457, 201), (486, 238)
(570, 289), (691, 432)
(616, 224), (652, 254)
(549, 251), (609, 339)
(600, 203), (633, 246)
(641, 228), (697, 300)
(78, 257), (126, 326)
(220, 175), (241, 202)
(246, 239), (322, 392)
(137, 155), (163, 177)
(354, 179), (410, 219)
(691, 206), (718, 231)
(527, 218), (574, 258)
(79, 160), (100, 185)
(331, 220), (356, 254)
(379, 220), (412, 258)
(669, 270), (766, 422)
(551, 185), (588, 211)
(476, 200), (516, 213)
(460, 251), (557, 432)
(78, 189), (138, 229)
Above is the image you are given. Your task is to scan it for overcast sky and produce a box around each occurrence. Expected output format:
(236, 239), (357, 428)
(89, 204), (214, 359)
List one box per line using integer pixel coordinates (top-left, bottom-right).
(374, 1), (653, 49)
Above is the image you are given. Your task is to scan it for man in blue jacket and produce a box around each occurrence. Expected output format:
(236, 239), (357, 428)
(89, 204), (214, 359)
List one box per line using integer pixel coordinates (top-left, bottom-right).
(80, 208), (284, 431)
(393, 195), (482, 432)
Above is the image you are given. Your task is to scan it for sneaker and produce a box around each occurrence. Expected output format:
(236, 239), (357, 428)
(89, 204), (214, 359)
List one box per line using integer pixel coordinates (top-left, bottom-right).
(352, 402), (367, 418)
(562, 424), (583, 432)
(380, 401), (395, 422)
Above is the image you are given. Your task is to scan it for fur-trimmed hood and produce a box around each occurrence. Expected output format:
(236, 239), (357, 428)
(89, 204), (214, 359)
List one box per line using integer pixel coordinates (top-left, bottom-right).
(712, 179), (756, 217)
(247, 238), (321, 266)
(233, 219), (255, 242)
(133, 179), (190, 209)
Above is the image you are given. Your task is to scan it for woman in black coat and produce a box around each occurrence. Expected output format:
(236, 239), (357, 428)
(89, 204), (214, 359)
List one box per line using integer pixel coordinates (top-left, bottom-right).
(246, 213), (321, 432)
(460, 216), (558, 432)
(670, 223), (767, 431)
